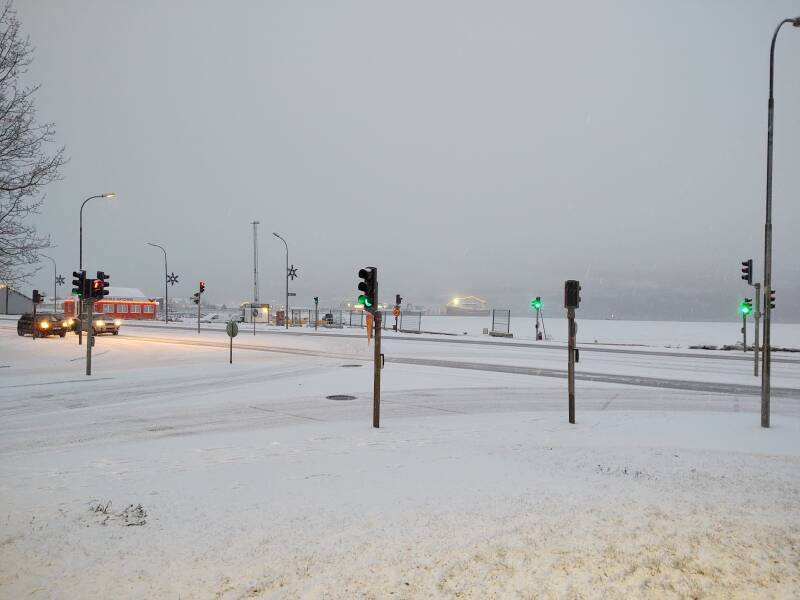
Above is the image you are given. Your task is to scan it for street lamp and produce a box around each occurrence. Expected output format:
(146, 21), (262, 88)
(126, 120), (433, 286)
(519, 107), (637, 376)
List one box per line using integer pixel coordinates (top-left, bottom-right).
(147, 242), (169, 324)
(40, 253), (57, 312)
(77, 192), (115, 345)
(761, 17), (799, 429)
(79, 193), (116, 270)
(272, 232), (289, 329)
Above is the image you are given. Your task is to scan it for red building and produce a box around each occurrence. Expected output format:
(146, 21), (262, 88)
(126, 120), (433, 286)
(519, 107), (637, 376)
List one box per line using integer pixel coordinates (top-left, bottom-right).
(64, 287), (157, 320)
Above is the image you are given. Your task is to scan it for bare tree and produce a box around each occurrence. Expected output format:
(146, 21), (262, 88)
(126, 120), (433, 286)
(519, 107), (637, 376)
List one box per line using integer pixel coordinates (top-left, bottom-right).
(0, 1), (64, 285)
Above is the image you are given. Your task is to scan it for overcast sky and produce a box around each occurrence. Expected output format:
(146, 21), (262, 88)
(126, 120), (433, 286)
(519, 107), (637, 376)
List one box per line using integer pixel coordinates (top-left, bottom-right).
(17, 1), (800, 320)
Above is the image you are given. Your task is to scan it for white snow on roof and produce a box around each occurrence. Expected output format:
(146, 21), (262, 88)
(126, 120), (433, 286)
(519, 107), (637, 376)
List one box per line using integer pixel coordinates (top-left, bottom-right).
(105, 287), (147, 299)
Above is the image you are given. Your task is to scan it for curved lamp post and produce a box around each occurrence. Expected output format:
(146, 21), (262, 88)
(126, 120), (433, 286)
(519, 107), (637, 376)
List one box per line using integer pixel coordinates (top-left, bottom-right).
(761, 17), (799, 428)
(273, 232), (289, 329)
(79, 193), (116, 270)
(40, 253), (57, 312)
(147, 242), (168, 323)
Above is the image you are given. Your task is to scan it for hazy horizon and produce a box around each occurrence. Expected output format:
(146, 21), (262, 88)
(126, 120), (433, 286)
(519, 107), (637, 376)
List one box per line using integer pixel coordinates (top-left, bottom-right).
(16, 1), (800, 322)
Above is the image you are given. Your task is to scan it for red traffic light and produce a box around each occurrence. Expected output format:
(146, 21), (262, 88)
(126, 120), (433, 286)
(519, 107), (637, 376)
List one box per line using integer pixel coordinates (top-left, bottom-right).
(199, 281), (206, 293)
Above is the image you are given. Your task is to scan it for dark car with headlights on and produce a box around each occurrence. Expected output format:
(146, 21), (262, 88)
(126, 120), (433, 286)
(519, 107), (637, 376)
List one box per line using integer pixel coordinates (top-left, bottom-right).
(91, 315), (121, 335)
(17, 313), (71, 338)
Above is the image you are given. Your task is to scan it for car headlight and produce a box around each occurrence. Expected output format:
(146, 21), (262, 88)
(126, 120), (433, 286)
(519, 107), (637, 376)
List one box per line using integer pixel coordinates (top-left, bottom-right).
(67, 318), (74, 325)
(114, 319), (121, 326)
(95, 320), (105, 327)
(39, 321), (50, 329)
(62, 321), (69, 327)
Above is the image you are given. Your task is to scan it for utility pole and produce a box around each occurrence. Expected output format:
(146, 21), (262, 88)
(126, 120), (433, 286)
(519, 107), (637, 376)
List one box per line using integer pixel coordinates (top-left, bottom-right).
(761, 17), (800, 429)
(314, 296), (319, 331)
(252, 221), (260, 305)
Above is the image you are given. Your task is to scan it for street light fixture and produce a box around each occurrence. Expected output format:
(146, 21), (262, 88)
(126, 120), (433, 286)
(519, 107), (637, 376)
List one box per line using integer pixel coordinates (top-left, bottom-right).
(40, 253), (57, 312)
(273, 232), (289, 329)
(761, 17), (799, 428)
(147, 242), (169, 324)
(77, 193), (116, 345)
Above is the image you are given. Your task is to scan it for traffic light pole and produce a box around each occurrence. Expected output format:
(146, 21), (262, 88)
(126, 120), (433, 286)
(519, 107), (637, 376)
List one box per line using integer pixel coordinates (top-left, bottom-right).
(197, 284), (201, 334)
(754, 283), (761, 376)
(371, 272), (382, 429)
(85, 301), (93, 376)
(742, 314), (747, 352)
(567, 307), (576, 424)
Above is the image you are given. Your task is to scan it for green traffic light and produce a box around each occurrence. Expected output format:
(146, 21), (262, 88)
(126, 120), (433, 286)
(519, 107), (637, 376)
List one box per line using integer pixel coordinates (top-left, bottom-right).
(531, 297), (542, 310)
(739, 303), (751, 315)
(358, 294), (373, 308)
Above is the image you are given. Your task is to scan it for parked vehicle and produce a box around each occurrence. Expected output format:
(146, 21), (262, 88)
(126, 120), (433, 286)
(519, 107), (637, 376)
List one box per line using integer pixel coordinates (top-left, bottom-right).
(17, 313), (72, 338)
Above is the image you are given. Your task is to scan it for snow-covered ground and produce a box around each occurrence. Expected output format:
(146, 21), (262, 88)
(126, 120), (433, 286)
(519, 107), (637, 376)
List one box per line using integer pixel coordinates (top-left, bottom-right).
(1, 324), (798, 599)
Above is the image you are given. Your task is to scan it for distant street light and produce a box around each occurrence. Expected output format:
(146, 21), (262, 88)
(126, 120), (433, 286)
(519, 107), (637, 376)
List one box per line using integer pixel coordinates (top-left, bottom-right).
(147, 242), (169, 323)
(273, 232), (289, 329)
(79, 193), (116, 270)
(761, 17), (799, 428)
(40, 253), (57, 312)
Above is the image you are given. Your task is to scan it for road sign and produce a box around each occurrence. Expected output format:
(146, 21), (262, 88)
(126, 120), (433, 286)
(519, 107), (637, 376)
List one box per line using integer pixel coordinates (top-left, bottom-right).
(392, 307), (400, 318)
(226, 320), (238, 364)
(288, 292), (297, 297)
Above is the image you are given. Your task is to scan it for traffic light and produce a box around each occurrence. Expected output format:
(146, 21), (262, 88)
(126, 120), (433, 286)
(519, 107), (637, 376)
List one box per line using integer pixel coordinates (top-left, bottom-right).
(741, 259), (753, 285)
(395, 294), (402, 307)
(357, 267), (377, 313)
(564, 280), (581, 309)
(740, 298), (752, 315)
(199, 281), (206, 294)
(72, 270), (86, 298)
(768, 289), (776, 310)
(532, 296), (542, 311)
(92, 271), (110, 299)
(192, 292), (200, 305)
(314, 296), (319, 304)
(32, 289), (44, 304)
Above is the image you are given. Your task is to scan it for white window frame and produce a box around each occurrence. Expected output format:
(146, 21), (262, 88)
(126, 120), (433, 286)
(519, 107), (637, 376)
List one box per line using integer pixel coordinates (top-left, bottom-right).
(103, 303), (114, 314)
(131, 304), (142, 314)
(144, 305), (154, 314)
(117, 304), (128, 313)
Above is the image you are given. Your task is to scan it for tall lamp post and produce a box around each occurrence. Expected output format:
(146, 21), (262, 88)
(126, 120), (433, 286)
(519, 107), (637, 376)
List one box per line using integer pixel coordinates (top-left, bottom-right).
(273, 232), (289, 329)
(147, 242), (169, 324)
(79, 193), (116, 270)
(761, 17), (799, 429)
(40, 253), (57, 312)
(78, 192), (116, 345)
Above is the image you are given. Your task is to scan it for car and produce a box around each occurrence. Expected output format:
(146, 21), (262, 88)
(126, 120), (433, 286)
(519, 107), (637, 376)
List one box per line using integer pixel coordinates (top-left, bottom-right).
(91, 315), (122, 335)
(17, 313), (72, 338)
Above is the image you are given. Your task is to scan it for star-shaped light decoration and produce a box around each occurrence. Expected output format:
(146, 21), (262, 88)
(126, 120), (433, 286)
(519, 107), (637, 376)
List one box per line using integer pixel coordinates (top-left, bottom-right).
(56, 275), (65, 286)
(288, 265), (299, 280)
(167, 272), (179, 286)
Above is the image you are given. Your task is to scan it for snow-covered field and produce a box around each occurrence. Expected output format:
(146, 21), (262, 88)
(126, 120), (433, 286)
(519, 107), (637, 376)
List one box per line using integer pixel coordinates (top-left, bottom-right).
(1, 323), (799, 599)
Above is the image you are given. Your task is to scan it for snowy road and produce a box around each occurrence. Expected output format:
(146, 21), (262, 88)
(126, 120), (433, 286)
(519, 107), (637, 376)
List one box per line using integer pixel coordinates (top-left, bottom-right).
(1, 325), (799, 599)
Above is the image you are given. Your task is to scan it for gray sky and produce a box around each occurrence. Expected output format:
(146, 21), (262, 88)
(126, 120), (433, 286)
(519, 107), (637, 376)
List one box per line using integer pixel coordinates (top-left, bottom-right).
(18, 1), (800, 320)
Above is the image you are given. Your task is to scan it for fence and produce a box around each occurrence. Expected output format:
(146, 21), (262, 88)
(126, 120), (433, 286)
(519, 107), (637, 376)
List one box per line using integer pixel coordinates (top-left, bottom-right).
(491, 309), (511, 337)
(399, 310), (423, 334)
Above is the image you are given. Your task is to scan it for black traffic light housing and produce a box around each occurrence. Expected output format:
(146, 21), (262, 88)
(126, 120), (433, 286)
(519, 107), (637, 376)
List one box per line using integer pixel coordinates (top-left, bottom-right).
(32, 289), (44, 304)
(564, 280), (581, 309)
(72, 270), (86, 298)
(314, 296), (319, 305)
(192, 292), (200, 305)
(741, 259), (753, 285)
(357, 267), (377, 313)
(768, 289), (776, 310)
(199, 281), (206, 294)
